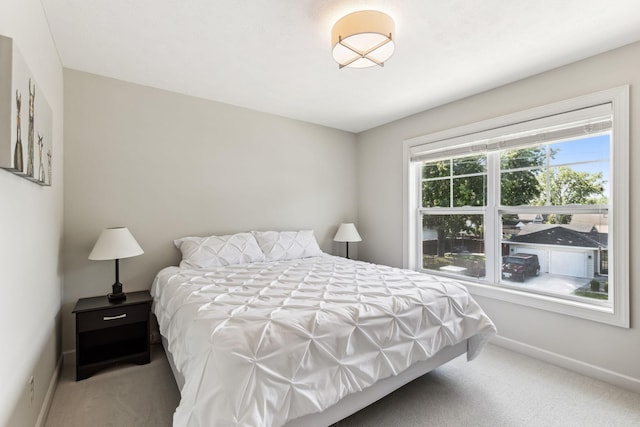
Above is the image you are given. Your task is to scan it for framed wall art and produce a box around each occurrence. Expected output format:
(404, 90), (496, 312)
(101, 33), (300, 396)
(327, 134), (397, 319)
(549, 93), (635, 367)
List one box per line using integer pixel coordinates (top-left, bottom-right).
(0, 35), (52, 186)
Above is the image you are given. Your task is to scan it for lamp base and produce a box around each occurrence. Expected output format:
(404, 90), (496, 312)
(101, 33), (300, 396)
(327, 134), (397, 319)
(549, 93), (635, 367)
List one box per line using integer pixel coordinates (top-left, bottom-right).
(108, 282), (126, 302)
(108, 292), (127, 302)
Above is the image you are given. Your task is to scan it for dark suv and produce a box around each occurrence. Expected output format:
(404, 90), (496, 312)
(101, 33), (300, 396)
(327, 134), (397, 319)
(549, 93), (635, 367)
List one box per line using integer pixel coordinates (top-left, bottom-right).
(501, 254), (540, 282)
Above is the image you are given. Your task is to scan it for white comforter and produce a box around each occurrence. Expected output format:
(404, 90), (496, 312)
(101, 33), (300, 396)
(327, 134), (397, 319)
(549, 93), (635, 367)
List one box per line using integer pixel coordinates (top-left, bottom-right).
(152, 255), (496, 427)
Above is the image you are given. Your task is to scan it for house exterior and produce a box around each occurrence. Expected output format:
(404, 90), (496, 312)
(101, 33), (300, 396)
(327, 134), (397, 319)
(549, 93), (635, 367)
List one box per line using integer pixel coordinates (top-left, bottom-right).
(504, 223), (608, 279)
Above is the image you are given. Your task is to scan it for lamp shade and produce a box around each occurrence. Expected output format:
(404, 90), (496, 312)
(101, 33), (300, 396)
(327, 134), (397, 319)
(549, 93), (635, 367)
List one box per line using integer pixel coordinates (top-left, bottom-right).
(333, 223), (362, 242)
(331, 10), (395, 68)
(88, 227), (144, 260)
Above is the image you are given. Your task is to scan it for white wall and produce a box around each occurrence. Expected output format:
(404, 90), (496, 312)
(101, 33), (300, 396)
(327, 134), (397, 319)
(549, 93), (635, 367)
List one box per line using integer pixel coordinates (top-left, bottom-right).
(0, 1), (64, 426)
(62, 70), (357, 352)
(357, 42), (640, 383)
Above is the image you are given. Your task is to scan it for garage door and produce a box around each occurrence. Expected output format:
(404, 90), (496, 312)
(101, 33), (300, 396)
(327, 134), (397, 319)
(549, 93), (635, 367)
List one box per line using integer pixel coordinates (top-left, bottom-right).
(550, 250), (587, 277)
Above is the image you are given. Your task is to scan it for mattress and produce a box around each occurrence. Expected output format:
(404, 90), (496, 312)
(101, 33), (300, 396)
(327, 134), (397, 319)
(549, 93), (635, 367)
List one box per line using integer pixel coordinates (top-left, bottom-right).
(151, 254), (496, 426)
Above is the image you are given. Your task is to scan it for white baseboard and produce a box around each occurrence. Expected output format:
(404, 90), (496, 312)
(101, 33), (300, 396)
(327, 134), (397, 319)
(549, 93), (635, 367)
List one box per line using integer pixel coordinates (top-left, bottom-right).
(35, 354), (63, 427)
(491, 335), (640, 394)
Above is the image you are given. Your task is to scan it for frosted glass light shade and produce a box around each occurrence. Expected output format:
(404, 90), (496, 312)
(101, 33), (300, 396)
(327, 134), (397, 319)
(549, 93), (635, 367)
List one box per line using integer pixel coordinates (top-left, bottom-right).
(88, 227), (144, 260)
(331, 10), (395, 69)
(333, 223), (362, 242)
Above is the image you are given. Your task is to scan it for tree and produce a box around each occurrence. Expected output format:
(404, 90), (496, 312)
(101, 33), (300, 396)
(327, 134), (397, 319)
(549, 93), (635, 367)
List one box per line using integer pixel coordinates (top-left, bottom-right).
(422, 148), (545, 257)
(422, 155), (486, 256)
(535, 166), (607, 223)
(500, 147), (546, 205)
(421, 141), (607, 266)
(422, 146), (607, 256)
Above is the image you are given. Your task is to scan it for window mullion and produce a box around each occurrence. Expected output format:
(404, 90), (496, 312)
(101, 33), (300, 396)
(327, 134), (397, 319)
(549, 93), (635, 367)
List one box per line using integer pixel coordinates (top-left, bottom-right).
(411, 162), (422, 270)
(449, 159), (453, 208)
(485, 152), (500, 283)
(545, 146), (551, 205)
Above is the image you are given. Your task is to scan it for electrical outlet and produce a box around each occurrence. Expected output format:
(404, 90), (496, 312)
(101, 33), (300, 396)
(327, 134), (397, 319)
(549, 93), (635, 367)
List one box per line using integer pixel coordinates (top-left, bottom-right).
(28, 376), (34, 406)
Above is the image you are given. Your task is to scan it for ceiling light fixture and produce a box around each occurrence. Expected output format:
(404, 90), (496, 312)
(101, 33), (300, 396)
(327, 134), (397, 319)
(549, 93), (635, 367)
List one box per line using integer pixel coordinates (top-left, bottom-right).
(331, 10), (395, 69)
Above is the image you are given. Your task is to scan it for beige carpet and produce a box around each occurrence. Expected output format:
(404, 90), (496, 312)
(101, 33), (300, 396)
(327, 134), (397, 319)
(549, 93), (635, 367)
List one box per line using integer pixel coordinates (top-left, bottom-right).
(45, 345), (179, 427)
(45, 344), (640, 426)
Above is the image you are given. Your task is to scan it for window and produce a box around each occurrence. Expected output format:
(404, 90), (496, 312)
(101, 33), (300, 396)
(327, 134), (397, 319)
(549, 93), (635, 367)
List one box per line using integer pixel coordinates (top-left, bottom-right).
(403, 87), (629, 327)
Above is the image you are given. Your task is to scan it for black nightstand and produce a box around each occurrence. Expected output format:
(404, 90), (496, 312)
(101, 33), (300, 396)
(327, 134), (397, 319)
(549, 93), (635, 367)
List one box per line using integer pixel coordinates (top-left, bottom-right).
(73, 290), (152, 380)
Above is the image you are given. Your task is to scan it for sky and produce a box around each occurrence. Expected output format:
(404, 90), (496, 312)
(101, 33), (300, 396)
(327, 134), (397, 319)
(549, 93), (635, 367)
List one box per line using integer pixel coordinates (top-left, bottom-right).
(549, 133), (610, 194)
(550, 134), (610, 167)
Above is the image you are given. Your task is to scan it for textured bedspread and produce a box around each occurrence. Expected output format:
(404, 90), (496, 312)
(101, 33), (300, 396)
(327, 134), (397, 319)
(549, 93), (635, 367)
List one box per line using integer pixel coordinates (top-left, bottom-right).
(151, 255), (496, 426)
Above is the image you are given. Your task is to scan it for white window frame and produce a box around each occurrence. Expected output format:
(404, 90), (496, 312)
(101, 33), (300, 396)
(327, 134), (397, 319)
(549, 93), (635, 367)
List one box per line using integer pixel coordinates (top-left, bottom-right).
(403, 86), (629, 327)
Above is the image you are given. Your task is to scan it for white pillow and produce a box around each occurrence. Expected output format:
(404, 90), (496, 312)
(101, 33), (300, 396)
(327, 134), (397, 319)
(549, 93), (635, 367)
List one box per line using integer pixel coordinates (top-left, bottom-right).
(252, 230), (323, 261)
(174, 232), (265, 269)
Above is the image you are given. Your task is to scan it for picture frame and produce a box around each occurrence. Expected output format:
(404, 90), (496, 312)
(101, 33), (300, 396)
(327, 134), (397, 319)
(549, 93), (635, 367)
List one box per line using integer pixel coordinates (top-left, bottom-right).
(0, 35), (53, 186)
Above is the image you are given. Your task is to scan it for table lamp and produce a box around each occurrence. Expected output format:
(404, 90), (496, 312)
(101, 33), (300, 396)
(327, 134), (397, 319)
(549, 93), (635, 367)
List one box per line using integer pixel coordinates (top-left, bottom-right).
(89, 227), (144, 302)
(333, 223), (362, 259)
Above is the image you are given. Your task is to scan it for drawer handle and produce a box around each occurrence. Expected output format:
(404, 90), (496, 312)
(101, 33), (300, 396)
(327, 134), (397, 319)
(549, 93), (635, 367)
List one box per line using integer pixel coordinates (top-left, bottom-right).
(103, 314), (127, 321)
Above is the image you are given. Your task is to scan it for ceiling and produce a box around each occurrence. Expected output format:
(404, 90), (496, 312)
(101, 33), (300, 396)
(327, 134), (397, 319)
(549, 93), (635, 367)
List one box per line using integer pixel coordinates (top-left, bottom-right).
(41, 0), (640, 133)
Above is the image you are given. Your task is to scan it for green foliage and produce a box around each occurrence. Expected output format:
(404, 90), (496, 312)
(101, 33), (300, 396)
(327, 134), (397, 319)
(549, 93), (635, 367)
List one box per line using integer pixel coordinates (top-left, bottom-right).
(422, 254), (487, 278)
(500, 147), (546, 206)
(423, 255), (451, 270)
(574, 278), (608, 300)
(422, 151), (543, 256)
(574, 290), (609, 300)
(422, 214), (483, 257)
(420, 146), (607, 257)
(422, 177), (450, 208)
(535, 166), (607, 223)
(422, 156), (487, 256)
(536, 166), (607, 206)
(421, 156), (486, 208)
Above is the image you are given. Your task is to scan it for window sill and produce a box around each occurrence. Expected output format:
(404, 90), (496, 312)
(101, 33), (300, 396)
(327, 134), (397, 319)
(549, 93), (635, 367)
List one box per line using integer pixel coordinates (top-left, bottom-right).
(446, 275), (628, 328)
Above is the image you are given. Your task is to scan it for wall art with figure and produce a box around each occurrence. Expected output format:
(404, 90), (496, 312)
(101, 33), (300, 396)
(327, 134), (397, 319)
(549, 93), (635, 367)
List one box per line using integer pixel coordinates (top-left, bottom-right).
(0, 35), (52, 186)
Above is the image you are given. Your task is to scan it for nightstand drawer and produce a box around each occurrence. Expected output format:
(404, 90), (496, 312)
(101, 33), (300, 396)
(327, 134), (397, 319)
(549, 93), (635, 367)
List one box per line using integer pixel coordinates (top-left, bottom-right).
(77, 304), (148, 332)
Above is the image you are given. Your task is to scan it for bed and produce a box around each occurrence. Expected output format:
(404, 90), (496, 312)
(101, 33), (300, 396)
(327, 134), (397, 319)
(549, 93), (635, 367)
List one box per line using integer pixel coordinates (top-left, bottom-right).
(151, 230), (496, 426)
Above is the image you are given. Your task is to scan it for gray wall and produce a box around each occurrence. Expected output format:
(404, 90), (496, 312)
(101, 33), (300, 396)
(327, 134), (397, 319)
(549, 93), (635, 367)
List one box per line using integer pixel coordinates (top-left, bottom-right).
(62, 70), (358, 352)
(356, 42), (640, 383)
(0, 1), (64, 426)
